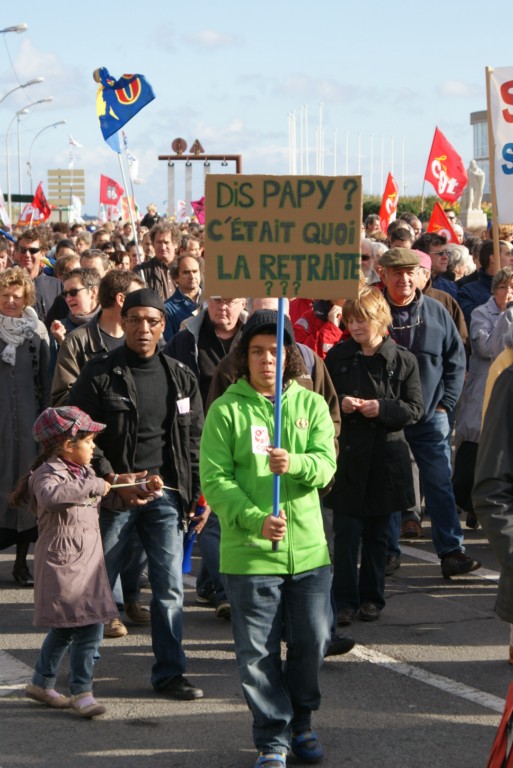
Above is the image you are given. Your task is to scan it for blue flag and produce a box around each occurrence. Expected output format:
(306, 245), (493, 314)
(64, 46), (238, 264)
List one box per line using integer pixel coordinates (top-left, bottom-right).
(94, 67), (155, 142)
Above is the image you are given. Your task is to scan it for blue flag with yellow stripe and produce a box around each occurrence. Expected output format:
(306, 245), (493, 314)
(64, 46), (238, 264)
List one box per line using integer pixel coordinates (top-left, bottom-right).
(94, 67), (155, 142)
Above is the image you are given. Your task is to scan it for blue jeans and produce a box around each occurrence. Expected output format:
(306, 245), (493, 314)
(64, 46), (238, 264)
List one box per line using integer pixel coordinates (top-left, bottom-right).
(405, 411), (463, 557)
(332, 514), (389, 612)
(32, 623), (104, 695)
(112, 526), (148, 608)
(225, 567), (331, 754)
(100, 490), (186, 689)
(196, 513), (228, 604)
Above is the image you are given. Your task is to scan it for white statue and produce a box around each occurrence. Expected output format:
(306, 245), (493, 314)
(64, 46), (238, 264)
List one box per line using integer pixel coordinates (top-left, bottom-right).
(460, 160), (485, 213)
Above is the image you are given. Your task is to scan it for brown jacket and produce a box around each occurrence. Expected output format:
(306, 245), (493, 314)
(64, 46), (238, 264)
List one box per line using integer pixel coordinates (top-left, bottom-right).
(29, 458), (117, 628)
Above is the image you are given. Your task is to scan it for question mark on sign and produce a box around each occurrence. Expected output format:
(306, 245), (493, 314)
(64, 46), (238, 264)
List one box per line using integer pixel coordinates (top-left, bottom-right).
(280, 280), (288, 296)
(343, 178), (357, 211)
(293, 280), (301, 296)
(265, 280), (273, 296)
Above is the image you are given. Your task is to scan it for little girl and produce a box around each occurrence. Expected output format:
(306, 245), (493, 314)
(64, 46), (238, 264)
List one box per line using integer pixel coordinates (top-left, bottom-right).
(10, 406), (118, 718)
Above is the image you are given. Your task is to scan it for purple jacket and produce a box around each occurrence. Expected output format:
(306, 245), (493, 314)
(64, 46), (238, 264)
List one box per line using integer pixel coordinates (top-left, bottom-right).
(29, 458), (117, 628)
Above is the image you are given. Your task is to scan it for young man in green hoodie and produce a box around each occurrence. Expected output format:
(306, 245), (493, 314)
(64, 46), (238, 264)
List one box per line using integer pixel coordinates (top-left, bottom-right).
(200, 310), (336, 768)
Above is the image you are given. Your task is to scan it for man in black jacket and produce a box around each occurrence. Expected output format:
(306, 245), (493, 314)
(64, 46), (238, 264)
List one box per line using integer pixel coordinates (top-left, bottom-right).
(69, 288), (205, 701)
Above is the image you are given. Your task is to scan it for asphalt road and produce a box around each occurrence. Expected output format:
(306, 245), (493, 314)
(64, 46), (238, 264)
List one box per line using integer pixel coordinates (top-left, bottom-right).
(0, 520), (510, 768)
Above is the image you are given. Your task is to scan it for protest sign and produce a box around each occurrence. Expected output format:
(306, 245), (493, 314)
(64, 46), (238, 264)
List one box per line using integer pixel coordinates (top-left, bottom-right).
(204, 174), (362, 300)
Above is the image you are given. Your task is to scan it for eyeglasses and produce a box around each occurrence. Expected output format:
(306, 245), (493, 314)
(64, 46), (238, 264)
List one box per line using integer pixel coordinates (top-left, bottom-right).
(210, 298), (243, 306)
(390, 318), (423, 331)
(361, 255), (372, 262)
(62, 287), (87, 298)
(124, 316), (163, 327)
(17, 246), (40, 256)
(430, 249), (450, 256)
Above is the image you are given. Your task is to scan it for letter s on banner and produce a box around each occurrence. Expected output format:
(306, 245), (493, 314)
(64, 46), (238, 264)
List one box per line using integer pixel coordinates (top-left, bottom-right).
(490, 68), (513, 222)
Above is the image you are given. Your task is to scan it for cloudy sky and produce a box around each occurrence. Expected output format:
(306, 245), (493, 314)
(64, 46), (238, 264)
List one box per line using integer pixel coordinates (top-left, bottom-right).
(0, 0), (506, 217)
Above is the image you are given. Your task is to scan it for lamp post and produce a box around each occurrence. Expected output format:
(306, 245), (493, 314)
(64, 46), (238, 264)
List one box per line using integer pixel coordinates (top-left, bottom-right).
(5, 97), (53, 220)
(28, 120), (66, 194)
(0, 23), (28, 34)
(5, 109), (28, 221)
(0, 77), (44, 105)
(16, 97), (53, 203)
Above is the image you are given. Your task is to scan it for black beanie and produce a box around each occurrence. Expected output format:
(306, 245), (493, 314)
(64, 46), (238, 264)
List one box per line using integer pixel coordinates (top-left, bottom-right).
(121, 288), (166, 316)
(241, 310), (295, 345)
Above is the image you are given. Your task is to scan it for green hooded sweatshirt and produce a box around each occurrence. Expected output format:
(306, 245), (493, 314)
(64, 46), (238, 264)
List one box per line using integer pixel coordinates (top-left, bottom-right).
(200, 378), (336, 575)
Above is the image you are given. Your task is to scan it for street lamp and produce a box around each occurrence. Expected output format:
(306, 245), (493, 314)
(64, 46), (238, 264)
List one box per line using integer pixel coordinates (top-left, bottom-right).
(0, 23), (28, 34)
(28, 120), (66, 193)
(5, 108), (28, 220)
(16, 97), (53, 200)
(0, 77), (44, 105)
(5, 97), (53, 220)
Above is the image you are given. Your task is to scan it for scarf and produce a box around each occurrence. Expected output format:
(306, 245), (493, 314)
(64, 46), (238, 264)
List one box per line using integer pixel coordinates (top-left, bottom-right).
(0, 306), (39, 366)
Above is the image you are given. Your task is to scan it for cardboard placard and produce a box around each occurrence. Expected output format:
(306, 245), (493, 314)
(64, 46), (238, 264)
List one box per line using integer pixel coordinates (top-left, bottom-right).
(204, 174), (362, 299)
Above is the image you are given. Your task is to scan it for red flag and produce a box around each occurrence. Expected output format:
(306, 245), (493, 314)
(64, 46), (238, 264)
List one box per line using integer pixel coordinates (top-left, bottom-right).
(424, 128), (468, 203)
(379, 173), (399, 233)
(33, 182), (52, 221)
(426, 202), (459, 243)
(99, 174), (124, 205)
(17, 183), (52, 226)
(191, 196), (205, 225)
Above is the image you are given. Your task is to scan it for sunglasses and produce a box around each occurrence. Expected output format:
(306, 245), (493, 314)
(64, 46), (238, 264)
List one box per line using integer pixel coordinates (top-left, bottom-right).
(17, 246), (41, 256)
(62, 287), (87, 298)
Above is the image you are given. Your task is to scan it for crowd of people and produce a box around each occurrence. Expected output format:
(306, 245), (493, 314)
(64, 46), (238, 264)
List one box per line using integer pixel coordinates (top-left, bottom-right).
(1, 205), (513, 768)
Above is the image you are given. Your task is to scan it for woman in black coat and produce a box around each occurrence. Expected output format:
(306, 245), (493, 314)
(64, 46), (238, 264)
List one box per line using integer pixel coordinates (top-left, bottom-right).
(324, 287), (423, 625)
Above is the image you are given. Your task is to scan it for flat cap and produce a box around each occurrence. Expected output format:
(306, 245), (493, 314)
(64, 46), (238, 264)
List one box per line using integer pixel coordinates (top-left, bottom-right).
(378, 247), (420, 269)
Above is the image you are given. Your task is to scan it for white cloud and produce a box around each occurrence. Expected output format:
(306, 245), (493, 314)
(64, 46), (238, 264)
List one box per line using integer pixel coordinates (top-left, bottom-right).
(437, 80), (481, 98)
(184, 30), (239, 48)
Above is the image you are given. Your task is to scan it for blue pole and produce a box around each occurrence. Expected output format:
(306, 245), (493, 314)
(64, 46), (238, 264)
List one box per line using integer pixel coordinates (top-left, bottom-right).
(272, 298), (285, 552)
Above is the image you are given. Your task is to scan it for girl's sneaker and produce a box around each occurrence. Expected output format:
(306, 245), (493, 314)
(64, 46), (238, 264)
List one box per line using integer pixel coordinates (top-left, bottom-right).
(70, 692), (106, 718)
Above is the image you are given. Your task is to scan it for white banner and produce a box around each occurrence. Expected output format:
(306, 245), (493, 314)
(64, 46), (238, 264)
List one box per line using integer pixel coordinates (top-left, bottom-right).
(489, 66), (513, 223)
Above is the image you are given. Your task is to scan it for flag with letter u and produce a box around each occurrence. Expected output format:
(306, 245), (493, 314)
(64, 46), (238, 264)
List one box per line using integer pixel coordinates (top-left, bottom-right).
(93, 67), (155, 141)
(379, 173), (399, 233)
(424, 128), (467, 202)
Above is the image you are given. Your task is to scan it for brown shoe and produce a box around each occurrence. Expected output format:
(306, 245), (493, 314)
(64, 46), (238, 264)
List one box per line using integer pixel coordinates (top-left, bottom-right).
(124, 602), (151, 624)
(70, 692), (106, 718)
(336, 609), (356, 626)
(359, 602), (381, 622)
(104, 617), (128, 638)
(400, 520), (422, 539)
(26, 684), (71, 708)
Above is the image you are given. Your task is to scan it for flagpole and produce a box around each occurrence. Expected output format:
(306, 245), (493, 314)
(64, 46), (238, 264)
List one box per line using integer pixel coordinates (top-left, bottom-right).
(116, 148), (141, 264)
(271, 298), (285, 552)
(485, 65), (500, 275)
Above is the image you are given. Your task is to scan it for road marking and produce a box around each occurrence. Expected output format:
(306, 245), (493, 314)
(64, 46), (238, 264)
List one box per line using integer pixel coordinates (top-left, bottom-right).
(350, 645), (505, 714)
(401, 545), (499, 581)
(0, 649), (32, 696)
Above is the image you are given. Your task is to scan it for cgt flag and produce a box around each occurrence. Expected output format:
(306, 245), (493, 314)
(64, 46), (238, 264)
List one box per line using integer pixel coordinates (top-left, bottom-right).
(99, 174), (124, 206)
(93, 67), (155, 143)
(425, 128), (468, 202)
(379, 173), (399, 233)
(426, 202), (459, 243)
(18, 182), (53, 225)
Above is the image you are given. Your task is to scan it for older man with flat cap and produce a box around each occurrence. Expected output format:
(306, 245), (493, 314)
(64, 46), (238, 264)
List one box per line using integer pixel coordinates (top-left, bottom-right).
(69, 288), (205, 700)
(379, 248), (480, 579)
